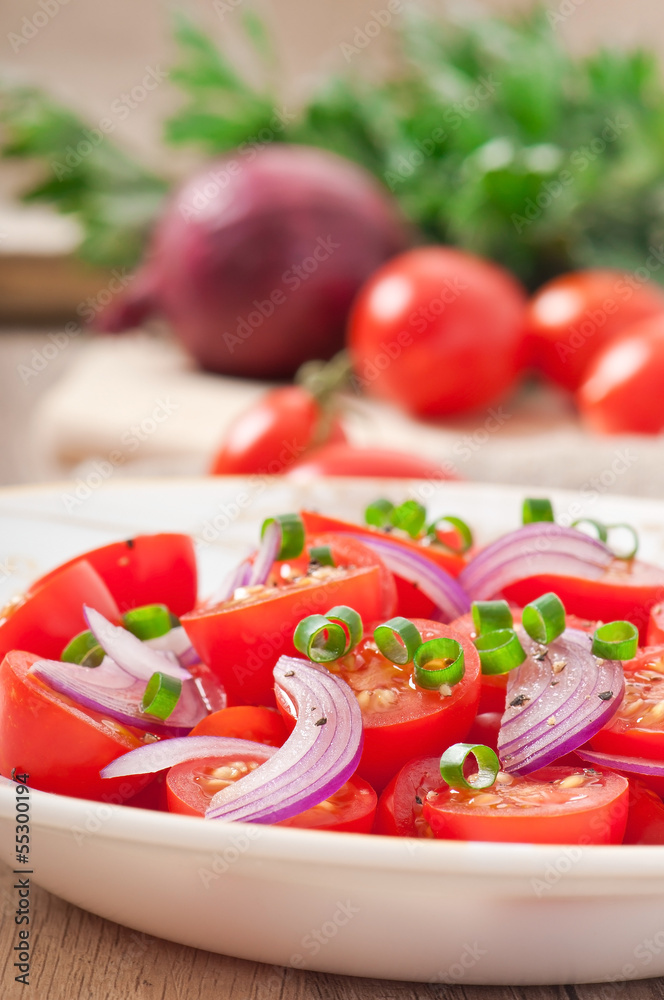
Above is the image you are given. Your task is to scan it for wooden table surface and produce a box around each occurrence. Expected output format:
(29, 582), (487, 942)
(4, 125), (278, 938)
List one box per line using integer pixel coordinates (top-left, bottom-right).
(1, 861), (664, 1000)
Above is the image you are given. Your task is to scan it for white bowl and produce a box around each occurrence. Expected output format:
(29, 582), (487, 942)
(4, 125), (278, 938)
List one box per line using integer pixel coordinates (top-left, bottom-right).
(1, 476), (663, 985)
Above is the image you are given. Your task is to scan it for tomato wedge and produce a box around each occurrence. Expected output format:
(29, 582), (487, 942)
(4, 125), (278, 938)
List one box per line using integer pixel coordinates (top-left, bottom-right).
(0, 650), (156, 801)
(0, 560), (120, 663)
(29, 533), (197, 617)
(182, 562), (387, 707)
(423, 765), (628, 844)
(278, 620), (480, 792)
(190, 706), (288, 746)
(589, 646), (664, 764)
(166, 752), (376, 832)
(503, 559), (664, 642)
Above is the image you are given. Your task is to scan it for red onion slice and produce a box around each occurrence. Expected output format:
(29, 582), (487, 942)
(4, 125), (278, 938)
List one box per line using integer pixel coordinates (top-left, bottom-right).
(576, 747), (664, 777)
(460, 523), (612, 600)
(101, 735), (277, 778)
(498, 629), (624, 774)
(85, 606), (191, 681)
(204, 558), (252, 607)
(205, 655), (363, 824)
(350, 534), (470, 621)
(148, 625), (202, 668)
(30, 656), (208, 737)
(248, 520), (281, 586)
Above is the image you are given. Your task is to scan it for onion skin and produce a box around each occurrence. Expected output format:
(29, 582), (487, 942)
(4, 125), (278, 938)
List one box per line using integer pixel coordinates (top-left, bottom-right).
(95, 145), (409, 379)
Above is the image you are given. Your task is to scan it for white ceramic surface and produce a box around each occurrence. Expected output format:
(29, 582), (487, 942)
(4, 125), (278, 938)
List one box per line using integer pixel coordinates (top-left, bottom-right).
(1, 476), (664, 986)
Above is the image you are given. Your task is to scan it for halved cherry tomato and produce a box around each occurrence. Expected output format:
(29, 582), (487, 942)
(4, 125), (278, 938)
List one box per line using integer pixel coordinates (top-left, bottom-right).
(623, 779), (664, 845)
(166, 749), (273, 816)
(182, 563), (387, 707)
(29, 533), (197, 616)
(0, 650), (156, 801)
(279, 775), (377, 833)
(301, 509), (466, 619)
(288, 443), (457, 481)
(503, 559), (664, 642)
(277, 620), (480, 793)
(524, 269), (664, 392)
(290, 532), (396, 619)
(210, 385), (347, 475)
(423, 765), (628, 844)
(190, 706), (287, 747)
(0, 560), (121, 663)
(373, 755), (441, 837)
(590, 646), (664, 767)
(166, 751), (376, 832)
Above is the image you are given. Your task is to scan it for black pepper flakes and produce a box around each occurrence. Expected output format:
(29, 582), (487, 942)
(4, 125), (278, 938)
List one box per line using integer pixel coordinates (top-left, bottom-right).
(415, 795), (423, 805)
(509, 694), (529, 707)
(314, 717), (327, 727)
(284, 670), (295, 677)
(125, 538), (135, 549)
(598, 691), (614, 701)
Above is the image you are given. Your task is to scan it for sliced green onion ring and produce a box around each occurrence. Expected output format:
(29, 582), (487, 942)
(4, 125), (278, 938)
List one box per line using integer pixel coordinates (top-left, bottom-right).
(522, 592), (566, 645)
(439, 742), (500, 791)
(325, 605), (363, 653)
(141, 671), (182, 720)
(474, 628), (527, 675)
(365, 498), (395, 529)
(427, 515), (474, 554)
(61, 630), (104, 668)
(391, 500), (426, 538)
(122, 603), (172, 641)
(572, 518), (608, 543)
(261, 513), (305, 560)
(606, 523), (639, 561)
(522, 497), (554, 524)
(471, 599), (513, 636)
(308, 544), (335, 567)
(413, 637), (465, 690)
(293, 614), (348, 663)
(374, 617), (422, 665)
(592, 620), (639, 661)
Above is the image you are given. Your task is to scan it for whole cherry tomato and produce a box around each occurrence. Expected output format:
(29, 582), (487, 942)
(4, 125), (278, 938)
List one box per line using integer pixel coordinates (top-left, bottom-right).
(524, 269), (664, 391)
(577, 314), (664, 434)
(348, 246), (527, 416)
(210, 385), (346, 475)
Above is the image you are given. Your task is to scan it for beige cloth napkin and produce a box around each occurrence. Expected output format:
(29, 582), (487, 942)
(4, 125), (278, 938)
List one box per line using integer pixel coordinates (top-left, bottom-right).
(29, 331), (664, 497)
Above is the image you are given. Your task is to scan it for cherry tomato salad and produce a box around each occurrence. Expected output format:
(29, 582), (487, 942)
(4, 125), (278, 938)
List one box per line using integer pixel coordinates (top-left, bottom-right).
(3, 498), (664, 846)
